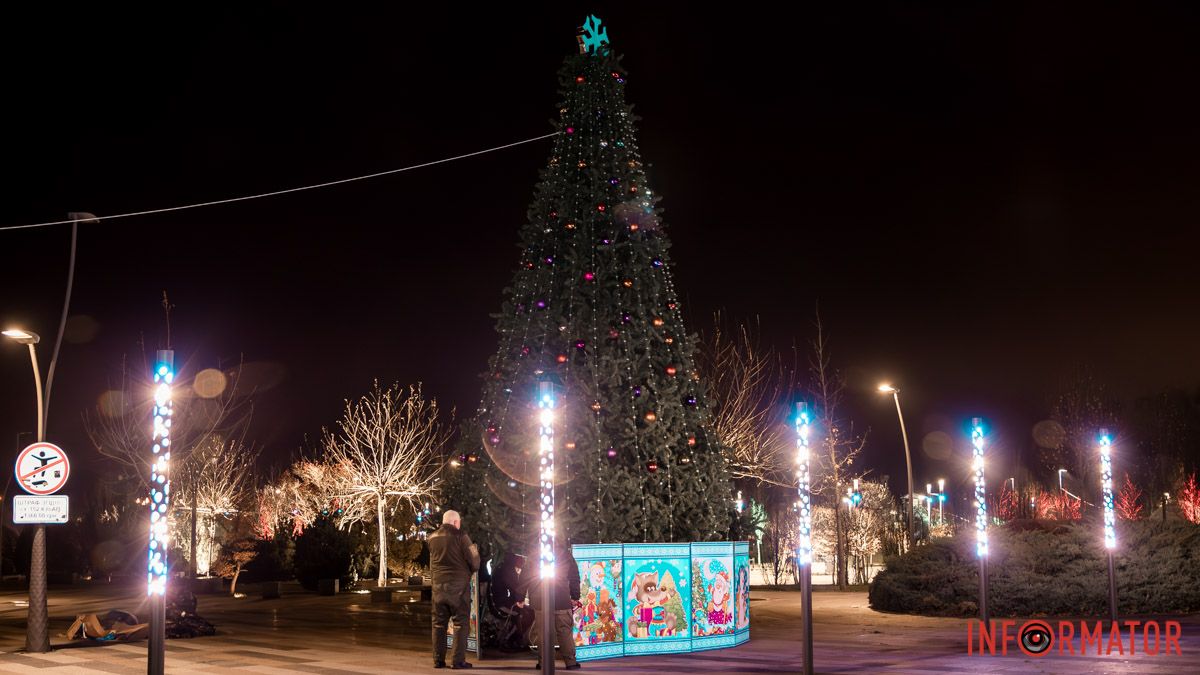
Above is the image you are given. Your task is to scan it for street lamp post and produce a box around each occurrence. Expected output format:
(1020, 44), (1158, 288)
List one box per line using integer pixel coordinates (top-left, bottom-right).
(536, 376), (559, 675)
(148, 350), (175, 675)
(1099, 430), (1118, 624)
(2, 329), (50, 653)
(937, 479), (945, 526)
(794, 403), (813, 675)
(971, 418), (989, 627)
(878, 384), (915, 550)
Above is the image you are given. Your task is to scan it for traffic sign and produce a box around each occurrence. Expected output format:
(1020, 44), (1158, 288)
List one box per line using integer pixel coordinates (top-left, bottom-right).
(12, 496), (69, 524)
(15, 442), (70, 496)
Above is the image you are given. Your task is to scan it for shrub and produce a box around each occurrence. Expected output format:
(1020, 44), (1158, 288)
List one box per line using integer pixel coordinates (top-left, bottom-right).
(241, 530), (295, 583)
(869, 519), (1200, 616)
(293, 518), (355, 591)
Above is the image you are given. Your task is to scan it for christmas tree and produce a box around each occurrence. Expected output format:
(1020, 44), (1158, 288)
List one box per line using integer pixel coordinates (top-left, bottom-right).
(446, 16), (730, 554)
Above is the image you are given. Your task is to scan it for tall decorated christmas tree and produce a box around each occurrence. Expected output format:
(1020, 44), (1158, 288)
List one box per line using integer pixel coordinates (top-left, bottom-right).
(446, 17), (730, 554)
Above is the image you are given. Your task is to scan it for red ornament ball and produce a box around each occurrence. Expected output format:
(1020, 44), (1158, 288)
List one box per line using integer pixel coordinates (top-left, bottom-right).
(556, 354), (568, 364)
(584, 271), (595, 281)
(687, 436), (697, 447)
(647, 460), (658, 473)
(622, 278), (633, 288)
(644, 411), (657, 422)
(666, 365), (677, 376)
(575, 76), (585, 84)
(597, 204), (606, 212)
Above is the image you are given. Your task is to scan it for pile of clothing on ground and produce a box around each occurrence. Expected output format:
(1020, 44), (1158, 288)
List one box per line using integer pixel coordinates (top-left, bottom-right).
(62, 588), (216, 642)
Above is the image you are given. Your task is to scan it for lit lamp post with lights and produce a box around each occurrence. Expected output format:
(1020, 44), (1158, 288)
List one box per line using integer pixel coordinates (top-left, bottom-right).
(2, 329), (51, 653)
(971, 418), (989, 626)
(794, 402), (813, 675)
(937, 479), (945, 526)
(1099, 429), (1118, 624)
(877, 384), (915, 550)
(536, 375), (560, 675)
(148, 350), (175, 675)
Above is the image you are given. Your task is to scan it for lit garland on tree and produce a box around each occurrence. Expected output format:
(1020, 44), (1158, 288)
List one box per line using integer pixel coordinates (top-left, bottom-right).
(446, 16), (730, 551)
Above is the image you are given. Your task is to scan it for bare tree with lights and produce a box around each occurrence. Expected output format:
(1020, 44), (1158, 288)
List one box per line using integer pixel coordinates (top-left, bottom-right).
(173, 437), (260, 575)
(843, 479), (891, 584)
(319, 381), (451, 587)
(702, 316), (795, 488)
(808, 311), (867, 590)
(83, 350), (255, 495)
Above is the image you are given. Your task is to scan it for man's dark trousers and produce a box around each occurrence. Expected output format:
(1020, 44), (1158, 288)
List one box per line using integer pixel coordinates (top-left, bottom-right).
(432, 581), (470, 665)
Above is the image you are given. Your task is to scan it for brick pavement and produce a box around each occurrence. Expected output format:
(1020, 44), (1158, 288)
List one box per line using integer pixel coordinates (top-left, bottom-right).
(0, 584), (1194, 674)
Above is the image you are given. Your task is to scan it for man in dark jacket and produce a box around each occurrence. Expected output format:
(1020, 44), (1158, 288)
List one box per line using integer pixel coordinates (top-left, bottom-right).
(490, 553), (534, 646)
(524, 542), (582, 669)
(429, 510), (480, 669)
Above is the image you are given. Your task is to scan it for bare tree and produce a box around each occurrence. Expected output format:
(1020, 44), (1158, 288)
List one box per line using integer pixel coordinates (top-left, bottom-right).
(702, 316), (795, 488)
(808, 311), (867, 590)
(320, 381), (451, 587)
(1045, 370), (1120, 503)
(174, 437), (260, 575)
(843, 479), (891, 584)
(83, 349), (255, 494)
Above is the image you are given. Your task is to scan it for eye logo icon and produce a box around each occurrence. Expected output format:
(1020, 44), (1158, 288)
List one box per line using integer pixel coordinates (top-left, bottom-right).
(1020, 620), (1054, 657)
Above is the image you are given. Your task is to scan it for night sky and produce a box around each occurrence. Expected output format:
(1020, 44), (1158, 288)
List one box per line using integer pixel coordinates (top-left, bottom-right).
(2, 4), (1198, 503)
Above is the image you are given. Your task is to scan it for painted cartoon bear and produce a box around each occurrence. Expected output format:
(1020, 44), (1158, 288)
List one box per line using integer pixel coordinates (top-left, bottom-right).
(628, 571), (676, 638)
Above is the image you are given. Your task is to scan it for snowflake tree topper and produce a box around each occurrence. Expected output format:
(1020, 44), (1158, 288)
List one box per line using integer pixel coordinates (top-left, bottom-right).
(577, 15), (609, 55)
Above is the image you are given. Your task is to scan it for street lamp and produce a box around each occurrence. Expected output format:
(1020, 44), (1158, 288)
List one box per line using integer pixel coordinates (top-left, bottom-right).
(148, 350), (175, 675)
(937, 479), (945, 526)
(1099, 430), (1117, 624)
(794, 402), (813, 675)
(971, 418), (989, 627)
(536, 375), (559, 675)
(3, 328), (50, 653)
(878, 384), (914, 550)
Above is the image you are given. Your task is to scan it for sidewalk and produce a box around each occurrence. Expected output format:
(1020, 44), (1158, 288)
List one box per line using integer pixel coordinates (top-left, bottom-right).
(0, 584), (1193, 673)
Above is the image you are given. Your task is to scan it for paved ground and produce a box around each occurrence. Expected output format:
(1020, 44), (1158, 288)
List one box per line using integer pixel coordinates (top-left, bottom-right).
(0, 583), (1194, 674)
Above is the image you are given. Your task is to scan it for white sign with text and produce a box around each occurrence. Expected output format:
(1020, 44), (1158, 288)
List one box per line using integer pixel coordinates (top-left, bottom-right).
(12, 495), (69, 524)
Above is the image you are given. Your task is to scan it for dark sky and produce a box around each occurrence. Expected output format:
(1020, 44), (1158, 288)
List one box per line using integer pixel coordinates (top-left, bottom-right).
(2, 3), (1198, 503)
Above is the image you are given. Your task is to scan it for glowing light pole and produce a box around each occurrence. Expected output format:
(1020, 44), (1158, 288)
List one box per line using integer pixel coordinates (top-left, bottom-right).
(148, 350), (174, 675)
(536, 376), (558, 675)
(971, 418), (989, 626)
(794, 402), (813, 675)
(878, 384), (915, 550)
(937, 479), (945, 526)
(1099, 429), (1118, 624)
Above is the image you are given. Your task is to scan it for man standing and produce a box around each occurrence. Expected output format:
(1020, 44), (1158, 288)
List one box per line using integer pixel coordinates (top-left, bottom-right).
(526, 541), (582, 670)
(429, 510), (480, 670)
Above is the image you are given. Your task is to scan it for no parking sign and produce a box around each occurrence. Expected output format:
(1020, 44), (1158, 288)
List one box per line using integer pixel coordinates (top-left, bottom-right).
(15, 442), (70, 496)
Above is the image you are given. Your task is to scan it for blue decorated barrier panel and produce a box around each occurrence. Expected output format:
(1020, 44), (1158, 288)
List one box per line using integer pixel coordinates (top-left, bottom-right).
(734, 541), (750, 645)
(571, 542), (749, 662)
